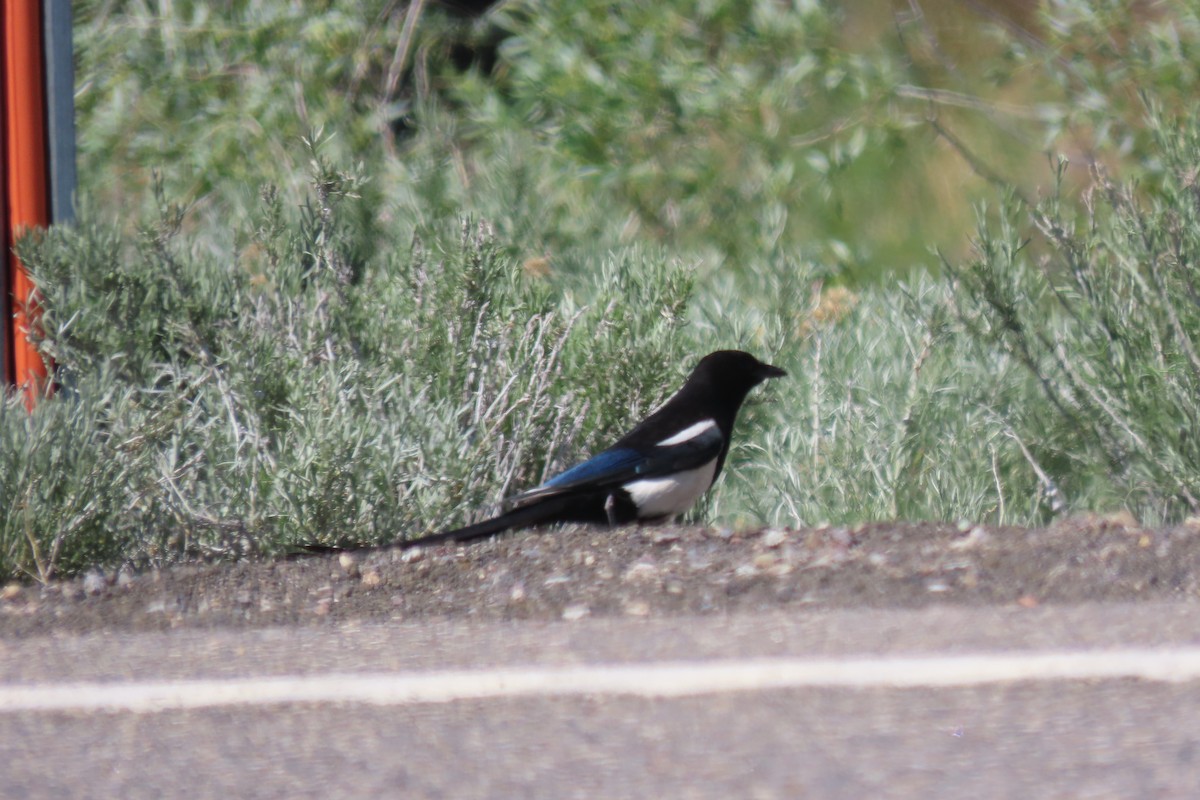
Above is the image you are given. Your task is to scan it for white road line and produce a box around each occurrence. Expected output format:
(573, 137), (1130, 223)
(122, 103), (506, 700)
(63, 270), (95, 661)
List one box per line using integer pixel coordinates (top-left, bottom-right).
(5, 647), (1200, 714)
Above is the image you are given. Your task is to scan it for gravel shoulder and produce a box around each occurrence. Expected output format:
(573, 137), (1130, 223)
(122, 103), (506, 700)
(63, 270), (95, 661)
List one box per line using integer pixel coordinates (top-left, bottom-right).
(3, 515), (1199, 637)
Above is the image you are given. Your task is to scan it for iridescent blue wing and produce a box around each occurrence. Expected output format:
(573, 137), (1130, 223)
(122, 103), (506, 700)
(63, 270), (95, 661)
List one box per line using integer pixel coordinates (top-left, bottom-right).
(509, 424), (723, 507)
(542, 448), (646, 490)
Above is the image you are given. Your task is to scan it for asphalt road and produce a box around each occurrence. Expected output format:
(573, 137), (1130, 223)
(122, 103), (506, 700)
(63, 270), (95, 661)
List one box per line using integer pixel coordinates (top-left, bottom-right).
(4, 602), (1200, 798)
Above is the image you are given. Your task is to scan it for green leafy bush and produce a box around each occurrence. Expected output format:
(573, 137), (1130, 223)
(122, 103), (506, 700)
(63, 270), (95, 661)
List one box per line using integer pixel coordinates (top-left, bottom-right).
(950, 111), (1200, 521)
(8, 0), (1200, 582)
(3, 151), (693, 579)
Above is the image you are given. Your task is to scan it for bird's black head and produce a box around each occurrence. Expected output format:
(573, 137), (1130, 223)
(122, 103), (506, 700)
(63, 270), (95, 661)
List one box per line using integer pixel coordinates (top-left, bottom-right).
(691, 350), (787, 391)
(613, 350), (784, 474)
(674, 350), (786, 443)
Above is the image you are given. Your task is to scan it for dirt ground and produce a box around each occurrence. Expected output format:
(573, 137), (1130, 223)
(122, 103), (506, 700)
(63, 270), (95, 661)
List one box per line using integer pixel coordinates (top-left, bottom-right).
(3, 514), (1199, 637)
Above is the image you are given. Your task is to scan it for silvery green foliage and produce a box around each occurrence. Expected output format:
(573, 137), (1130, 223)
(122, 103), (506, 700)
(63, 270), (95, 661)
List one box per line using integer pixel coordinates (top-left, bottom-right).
(5, 160), (692, 580)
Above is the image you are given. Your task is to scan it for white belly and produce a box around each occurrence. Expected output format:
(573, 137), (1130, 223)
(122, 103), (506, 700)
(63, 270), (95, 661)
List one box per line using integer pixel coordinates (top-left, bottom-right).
(624, 459), (718, 519)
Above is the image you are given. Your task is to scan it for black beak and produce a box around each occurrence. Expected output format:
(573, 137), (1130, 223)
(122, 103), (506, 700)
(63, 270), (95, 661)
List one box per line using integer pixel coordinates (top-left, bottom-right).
(759, 362), (787, 380)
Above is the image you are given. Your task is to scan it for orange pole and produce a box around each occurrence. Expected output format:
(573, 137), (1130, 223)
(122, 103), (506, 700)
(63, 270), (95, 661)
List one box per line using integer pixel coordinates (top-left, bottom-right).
(3, 0), (51, 408)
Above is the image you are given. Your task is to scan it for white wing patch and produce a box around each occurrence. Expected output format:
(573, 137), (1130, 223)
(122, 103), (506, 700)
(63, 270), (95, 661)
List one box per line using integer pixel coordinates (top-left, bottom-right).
(657, 419), (717, 447)
(625, 459), (718, 519)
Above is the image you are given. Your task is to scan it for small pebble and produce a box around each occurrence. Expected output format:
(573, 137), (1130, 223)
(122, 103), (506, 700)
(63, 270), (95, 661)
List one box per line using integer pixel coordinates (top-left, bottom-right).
(649, 529), (681, 545)
(761, 528), (788, 548)
(949, 526), (989, 550)
(623, 562), (659, 582)
(82, 571), (107, 597)
(361, 570), (382, 587)
(827, 527), (853, 547)
(562, 604), (590, 621)
(624, 600), (650, 617)
(753, 553), (777, 569)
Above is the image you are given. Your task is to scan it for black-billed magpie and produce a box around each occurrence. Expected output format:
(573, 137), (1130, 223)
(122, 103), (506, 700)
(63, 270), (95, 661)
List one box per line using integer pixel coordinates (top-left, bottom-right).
(403, 350), (785, 548)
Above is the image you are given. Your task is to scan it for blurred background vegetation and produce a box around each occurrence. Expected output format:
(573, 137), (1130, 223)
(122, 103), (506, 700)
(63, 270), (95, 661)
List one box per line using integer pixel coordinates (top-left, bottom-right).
(4, 0), (1200, 579)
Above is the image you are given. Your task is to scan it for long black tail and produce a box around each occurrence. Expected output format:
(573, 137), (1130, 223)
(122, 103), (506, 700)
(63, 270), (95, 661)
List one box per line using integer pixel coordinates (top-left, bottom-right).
(293, 495), (577, 557)
(399, 495), (574, 549)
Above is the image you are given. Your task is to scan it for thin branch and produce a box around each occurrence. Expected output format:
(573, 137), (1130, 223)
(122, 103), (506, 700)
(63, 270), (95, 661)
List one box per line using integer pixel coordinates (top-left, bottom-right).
(384, 0), (428, 103)
(927, 116), (1035, 207)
